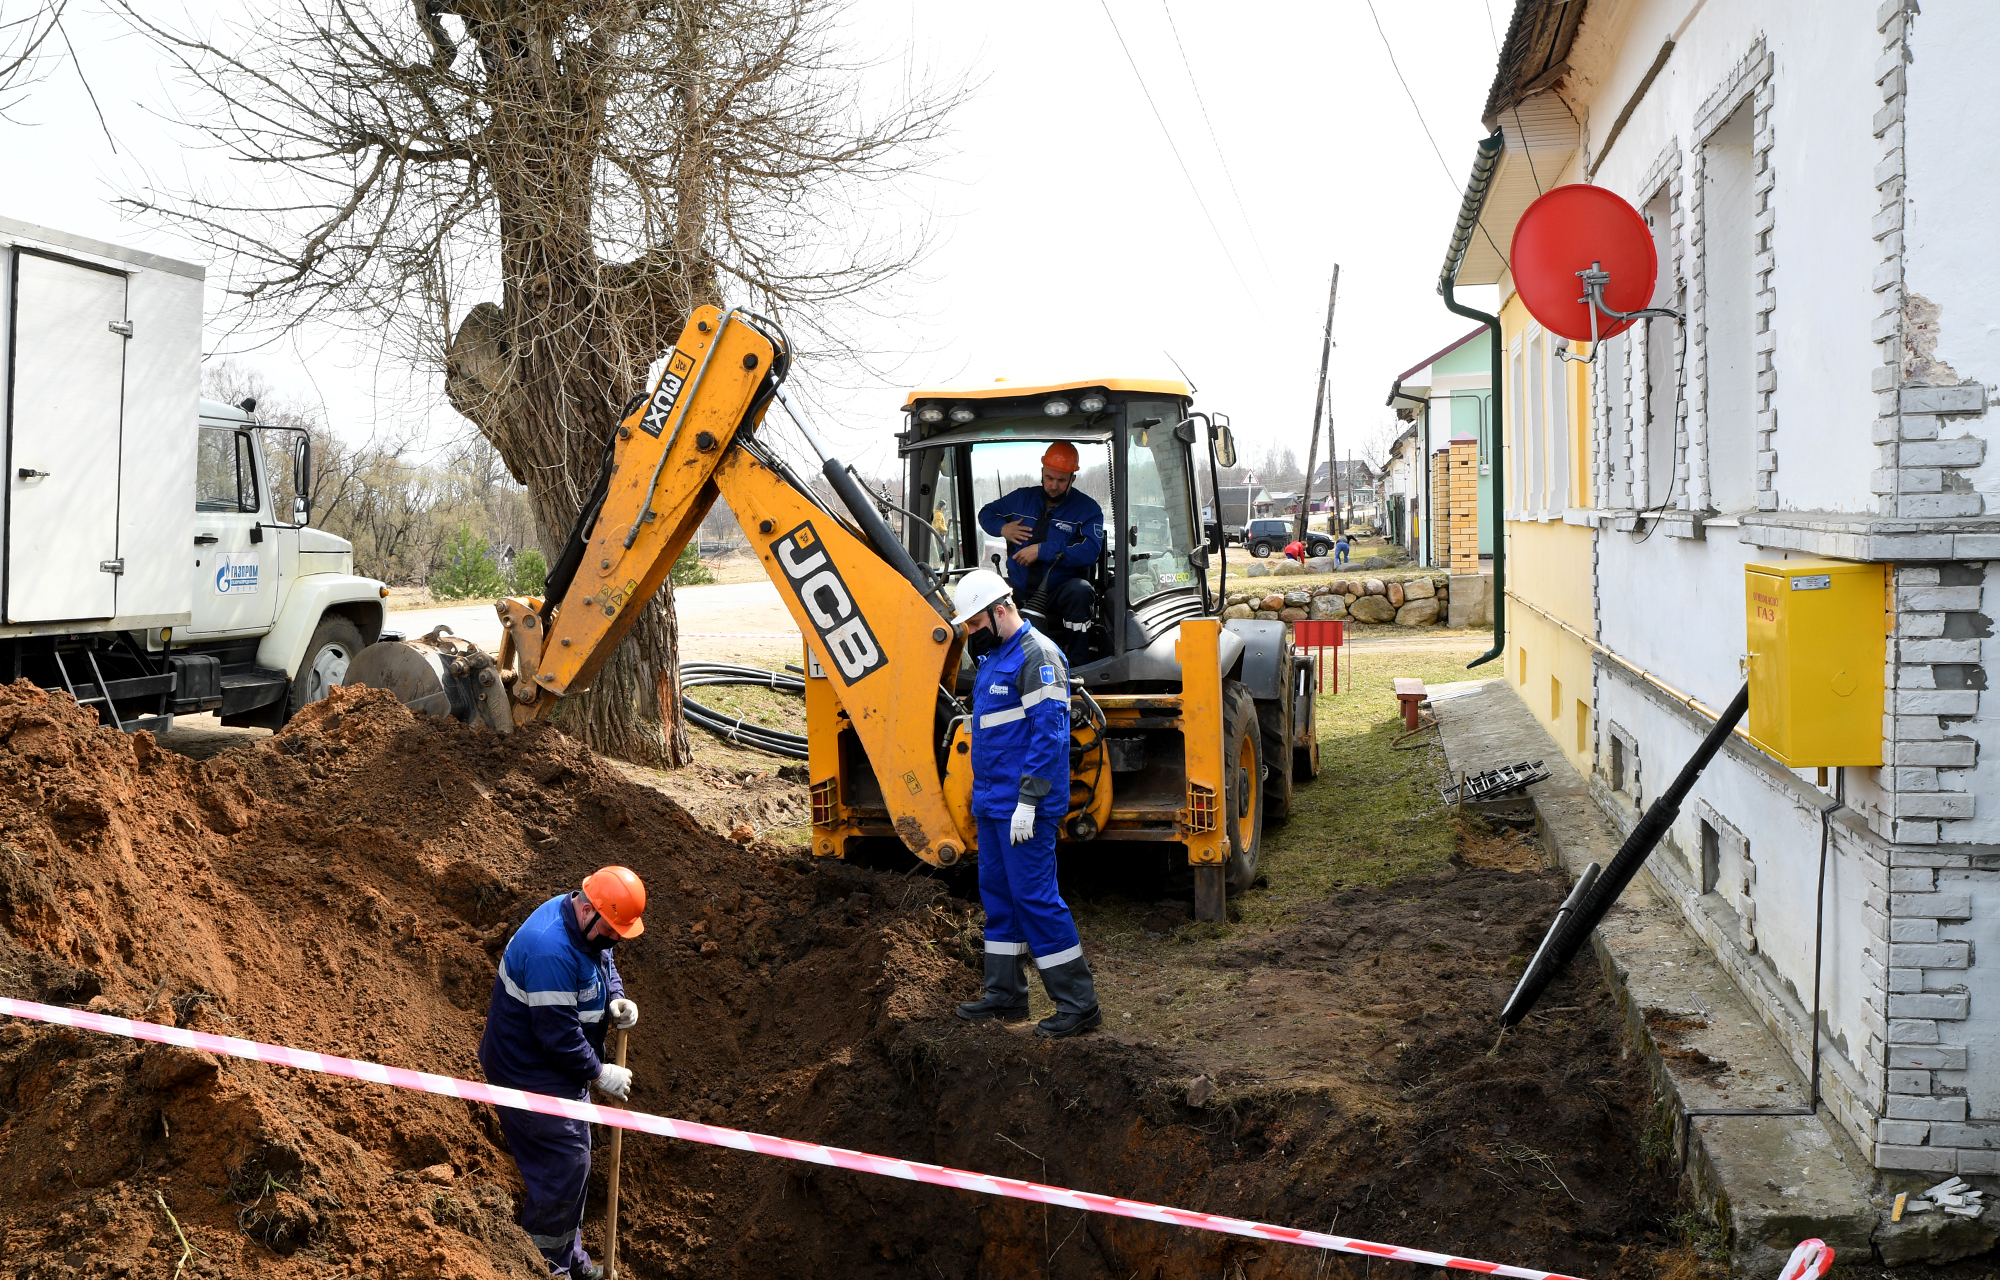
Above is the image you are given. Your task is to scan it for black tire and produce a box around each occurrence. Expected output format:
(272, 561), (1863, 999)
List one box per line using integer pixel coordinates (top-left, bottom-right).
(1221, 679), (1263, 892)
(1256, 696), (1293, 828)
(1250, 540), (1272, 558)
(290, 615), (367, 717)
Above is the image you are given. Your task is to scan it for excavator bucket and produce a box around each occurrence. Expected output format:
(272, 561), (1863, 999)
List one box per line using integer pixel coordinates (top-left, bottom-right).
(344, 625), (515, 732)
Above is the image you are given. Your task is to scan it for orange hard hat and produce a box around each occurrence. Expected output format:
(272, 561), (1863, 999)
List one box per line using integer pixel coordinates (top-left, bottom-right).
(1041, 441), (1080, 475)
(581, 866), (647, 939)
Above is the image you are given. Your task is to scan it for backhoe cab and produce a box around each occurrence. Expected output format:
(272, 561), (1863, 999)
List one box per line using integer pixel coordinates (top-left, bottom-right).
(860, 379), (1324, 919)
(345, 309), (1320, 922)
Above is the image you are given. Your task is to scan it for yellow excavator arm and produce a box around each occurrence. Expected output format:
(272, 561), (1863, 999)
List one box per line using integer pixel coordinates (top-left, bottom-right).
(348, 306), (974, 865)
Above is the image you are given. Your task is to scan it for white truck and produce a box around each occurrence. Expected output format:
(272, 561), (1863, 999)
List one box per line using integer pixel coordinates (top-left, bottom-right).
(1, 214), (388, 733)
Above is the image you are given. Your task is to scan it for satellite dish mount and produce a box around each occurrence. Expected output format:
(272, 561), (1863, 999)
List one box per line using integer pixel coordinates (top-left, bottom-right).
(1561, 260), (1683, 365)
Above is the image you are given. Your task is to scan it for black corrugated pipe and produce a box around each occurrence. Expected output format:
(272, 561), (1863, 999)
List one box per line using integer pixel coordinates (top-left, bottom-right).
(1501, 682), (1752, 1026)
(1438, 129), (1506, 670)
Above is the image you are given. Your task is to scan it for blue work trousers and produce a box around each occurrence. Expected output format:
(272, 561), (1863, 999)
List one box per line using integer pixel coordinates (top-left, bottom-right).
(976, 814), (1083, 967)
(495, 1100), (593, 1276)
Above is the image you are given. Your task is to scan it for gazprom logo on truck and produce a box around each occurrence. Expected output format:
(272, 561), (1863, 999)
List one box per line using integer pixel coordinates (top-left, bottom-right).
(214, 552), (261, 595)
(771, 521), (884, 682)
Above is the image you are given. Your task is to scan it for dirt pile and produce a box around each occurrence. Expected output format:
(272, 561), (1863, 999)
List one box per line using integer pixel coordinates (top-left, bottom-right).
(0, 681), (1688, 1279)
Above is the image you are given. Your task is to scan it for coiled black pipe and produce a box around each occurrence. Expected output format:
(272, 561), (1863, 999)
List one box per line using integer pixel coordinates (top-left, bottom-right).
(679, 663), (807, 759)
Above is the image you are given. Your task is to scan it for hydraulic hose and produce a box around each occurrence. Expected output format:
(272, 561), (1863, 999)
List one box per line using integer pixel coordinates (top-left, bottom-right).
(679, 663), (808, 759)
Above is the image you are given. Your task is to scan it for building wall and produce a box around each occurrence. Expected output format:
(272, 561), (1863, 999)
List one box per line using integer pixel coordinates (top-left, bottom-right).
(1433, 339), (1496, 556)
(1527, 0), (2000, 1174)
(1504, 518), (1599, 777)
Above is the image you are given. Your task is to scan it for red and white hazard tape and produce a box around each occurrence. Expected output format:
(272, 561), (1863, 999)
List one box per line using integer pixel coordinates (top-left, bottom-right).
(8, 994), (1728, 1280)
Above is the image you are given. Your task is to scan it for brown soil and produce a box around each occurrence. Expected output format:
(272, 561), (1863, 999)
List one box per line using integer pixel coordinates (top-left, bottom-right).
(0, 680), (1690, 1279)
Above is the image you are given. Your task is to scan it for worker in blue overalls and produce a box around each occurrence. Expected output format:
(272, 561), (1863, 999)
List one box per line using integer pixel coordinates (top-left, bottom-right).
(977, 441), (1104, 666)
(949, 569), (1103, 1038)
(479, 866), (647, 1280)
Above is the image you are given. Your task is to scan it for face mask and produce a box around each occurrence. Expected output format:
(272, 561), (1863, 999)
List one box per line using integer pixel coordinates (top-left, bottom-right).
(967, 628), (1000, 659)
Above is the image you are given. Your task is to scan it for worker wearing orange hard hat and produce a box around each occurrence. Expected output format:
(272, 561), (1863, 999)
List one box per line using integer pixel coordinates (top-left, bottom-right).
(977, 441), (1105, 665)
(478, 866), (646, 1280)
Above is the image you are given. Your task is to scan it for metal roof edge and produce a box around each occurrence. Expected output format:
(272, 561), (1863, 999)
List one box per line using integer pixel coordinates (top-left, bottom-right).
(0, 213), (205, 280)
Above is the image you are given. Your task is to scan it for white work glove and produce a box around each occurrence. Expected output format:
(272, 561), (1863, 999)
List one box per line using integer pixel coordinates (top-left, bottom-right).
(609, 998), (638, 1029)
(594, 1063), (632, 1101)
(1009, 801), (1038, 845)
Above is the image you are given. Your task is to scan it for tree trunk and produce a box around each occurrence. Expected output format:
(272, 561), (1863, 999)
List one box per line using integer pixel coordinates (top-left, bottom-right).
(440, 10), (707, 767)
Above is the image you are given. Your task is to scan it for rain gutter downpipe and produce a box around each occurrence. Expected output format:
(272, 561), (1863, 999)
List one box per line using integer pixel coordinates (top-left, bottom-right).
(1439, 129), (1507, 670)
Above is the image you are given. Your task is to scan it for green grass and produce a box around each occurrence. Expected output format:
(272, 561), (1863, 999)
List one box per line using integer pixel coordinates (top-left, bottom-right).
(1239, 643), (1493, 927)
(682, 681), (804, 733)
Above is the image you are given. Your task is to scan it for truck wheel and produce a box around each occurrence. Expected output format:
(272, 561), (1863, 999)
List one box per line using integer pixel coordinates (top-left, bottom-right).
(1256, 696), (1293, 828)
(1222, 679), (1263, 893)
(290, 615), (367, 717)
(1251, 540), (1272, 558)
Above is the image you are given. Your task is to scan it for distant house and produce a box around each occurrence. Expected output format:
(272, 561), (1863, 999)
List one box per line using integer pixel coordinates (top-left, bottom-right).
(1311, 458), (1381, 527)
(1383, 324), (1495, 581)
(1381, 425), (1424, 553)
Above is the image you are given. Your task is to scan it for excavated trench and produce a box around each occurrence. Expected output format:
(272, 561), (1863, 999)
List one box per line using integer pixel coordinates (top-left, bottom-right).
(0, 684), (1685, 1279)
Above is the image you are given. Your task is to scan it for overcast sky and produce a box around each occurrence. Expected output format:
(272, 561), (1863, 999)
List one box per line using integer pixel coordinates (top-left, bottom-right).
(3, 0), (1504, 479)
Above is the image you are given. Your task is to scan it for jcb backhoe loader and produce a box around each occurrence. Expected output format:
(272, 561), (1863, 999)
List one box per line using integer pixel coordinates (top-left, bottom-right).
(345, 306), (1320, 920)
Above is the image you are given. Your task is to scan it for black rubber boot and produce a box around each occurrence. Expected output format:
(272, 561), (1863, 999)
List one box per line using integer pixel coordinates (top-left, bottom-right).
(1033, 956), (1103, 1038)
(955, 949), (1030, 1022)
(570, 1263), (605, 1280)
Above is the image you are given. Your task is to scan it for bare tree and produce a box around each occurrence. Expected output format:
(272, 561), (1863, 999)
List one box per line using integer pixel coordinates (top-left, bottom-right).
(119, 0), (963, 763)
(0, 1), (65, 119)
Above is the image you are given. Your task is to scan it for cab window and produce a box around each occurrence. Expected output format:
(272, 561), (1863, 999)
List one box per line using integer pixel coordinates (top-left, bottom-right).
(197, 427), (261, 514)
(1123, 399), (1200, 604)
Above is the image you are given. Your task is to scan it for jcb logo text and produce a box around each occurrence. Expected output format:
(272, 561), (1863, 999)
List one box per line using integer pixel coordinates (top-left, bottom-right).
(772, 522), (886, 683)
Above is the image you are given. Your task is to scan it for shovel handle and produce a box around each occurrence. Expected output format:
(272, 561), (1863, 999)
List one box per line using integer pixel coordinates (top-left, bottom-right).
(605, 1027), (629, 1280)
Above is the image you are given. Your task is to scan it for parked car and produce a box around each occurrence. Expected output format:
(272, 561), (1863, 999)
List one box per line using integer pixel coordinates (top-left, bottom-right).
(1241, 518), (1333, 559)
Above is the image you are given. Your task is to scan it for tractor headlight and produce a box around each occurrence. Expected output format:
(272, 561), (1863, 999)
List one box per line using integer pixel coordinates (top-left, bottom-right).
(948, 404), (977, 424)
(915, 404), (945, 424)
(1077, 391), (1107, 414)
(1042, 397), (1072, 417)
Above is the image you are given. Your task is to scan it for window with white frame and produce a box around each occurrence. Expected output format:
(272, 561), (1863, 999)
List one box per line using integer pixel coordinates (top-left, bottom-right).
(1509, 322), (1573, 519)
(1703, 101), (1756, 513)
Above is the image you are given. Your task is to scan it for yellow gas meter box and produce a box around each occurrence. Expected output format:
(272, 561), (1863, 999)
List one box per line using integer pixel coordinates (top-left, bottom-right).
(1744, 559), (1887, 767)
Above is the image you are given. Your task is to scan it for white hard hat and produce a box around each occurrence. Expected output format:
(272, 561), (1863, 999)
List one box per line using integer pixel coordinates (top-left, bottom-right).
(950, 568), (1014, 625)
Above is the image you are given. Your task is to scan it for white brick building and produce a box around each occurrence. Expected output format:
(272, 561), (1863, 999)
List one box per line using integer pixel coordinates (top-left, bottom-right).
(1469, 0), (2000, 1179)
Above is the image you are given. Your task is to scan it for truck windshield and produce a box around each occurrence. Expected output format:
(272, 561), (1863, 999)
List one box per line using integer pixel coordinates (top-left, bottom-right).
(1123, 400), (1200, 604)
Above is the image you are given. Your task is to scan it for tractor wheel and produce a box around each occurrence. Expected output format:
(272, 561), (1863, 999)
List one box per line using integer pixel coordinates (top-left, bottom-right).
(1222, 679), (1264, 894)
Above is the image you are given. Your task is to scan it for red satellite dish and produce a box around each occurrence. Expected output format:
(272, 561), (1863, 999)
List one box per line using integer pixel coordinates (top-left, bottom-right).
(1510, 184), (1657, 342)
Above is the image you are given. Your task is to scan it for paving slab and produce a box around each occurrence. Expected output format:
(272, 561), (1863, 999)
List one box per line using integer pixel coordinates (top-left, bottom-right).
(1429, 678), (1880, 1276)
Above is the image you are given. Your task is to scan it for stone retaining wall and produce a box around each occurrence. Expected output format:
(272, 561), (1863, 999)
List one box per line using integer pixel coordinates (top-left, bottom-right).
(1220, 560), (1450, 627)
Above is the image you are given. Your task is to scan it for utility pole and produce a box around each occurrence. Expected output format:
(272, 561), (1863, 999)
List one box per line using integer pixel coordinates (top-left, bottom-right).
(1296, 266), (1339, 545)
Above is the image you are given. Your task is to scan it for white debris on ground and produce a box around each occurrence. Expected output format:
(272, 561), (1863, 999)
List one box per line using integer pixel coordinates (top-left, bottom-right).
(1900, 1177), (1987, 1218)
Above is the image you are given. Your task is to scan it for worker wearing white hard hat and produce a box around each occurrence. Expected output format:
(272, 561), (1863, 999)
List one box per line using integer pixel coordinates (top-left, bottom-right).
(949, 569), (1102, 1038)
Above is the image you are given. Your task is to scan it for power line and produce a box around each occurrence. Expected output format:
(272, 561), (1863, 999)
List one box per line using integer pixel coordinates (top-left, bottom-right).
(1158, 0), (1276, 285)
(1364, 0), (1512, 274)
(1098, 0), (1265, 318)
(1363, 0), (1459, 198)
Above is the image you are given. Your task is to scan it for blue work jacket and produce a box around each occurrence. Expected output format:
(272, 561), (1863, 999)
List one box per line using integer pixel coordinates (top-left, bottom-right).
(970, 621), (1072, 820)
(978, 486), (1105, 593)
(478, 893), (625, 1095)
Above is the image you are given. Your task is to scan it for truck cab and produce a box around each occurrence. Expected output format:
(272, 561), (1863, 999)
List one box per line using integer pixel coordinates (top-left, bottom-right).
(0, 214), (386, 734)
(173, 398), (387, 729)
